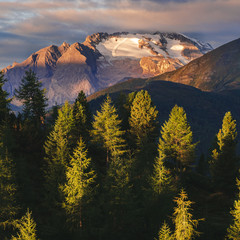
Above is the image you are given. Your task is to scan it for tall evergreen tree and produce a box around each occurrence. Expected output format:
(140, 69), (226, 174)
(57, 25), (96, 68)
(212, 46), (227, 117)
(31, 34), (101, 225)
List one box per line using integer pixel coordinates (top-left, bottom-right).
(128, 90), (159, 194)
(0, 151), (18, 236)
(91, 95), (125, 165)
(157, 222), (173, 240)
(42, 101), (74, 238)
(129, 90), (158, 147)
(15, 69), (47, 126)
(103, 155), (134, 239)
(158, 105), (196, 174)
(151, 144), (173, 195)
(226, 178), (240, 239)
(210, 112), (238, 191)
(11, 209), (38, 240)
(44, 101), (74, 201)
(62, 138), (96, 230)
(173, 189), (200, 240)
(72, 91), (91, 144)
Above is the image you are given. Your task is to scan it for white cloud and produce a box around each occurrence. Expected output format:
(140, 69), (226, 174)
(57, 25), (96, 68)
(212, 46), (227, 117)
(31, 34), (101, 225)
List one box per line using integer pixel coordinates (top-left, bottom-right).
(0, 0), (239, 68)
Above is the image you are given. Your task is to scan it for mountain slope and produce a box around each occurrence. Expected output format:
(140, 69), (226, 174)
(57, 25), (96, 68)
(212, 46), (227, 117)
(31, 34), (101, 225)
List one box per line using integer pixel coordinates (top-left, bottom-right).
(2, 32), (212, 106)
(88, 78), (240, 155)
(153, 38), (240, 91)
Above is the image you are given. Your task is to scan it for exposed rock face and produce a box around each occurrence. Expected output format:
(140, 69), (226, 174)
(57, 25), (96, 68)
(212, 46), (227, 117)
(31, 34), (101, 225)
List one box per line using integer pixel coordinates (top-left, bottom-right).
(156, 38), (240, 92)
(3, 32), (212, 106)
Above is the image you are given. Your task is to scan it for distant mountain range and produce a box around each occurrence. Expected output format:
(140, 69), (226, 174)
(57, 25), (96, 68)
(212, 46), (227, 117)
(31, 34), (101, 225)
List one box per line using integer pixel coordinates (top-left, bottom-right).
(2, 32), (212, 106)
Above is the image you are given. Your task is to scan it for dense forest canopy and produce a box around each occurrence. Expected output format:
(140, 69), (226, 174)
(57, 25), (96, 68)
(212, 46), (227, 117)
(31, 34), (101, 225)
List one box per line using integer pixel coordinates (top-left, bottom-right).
(0, 70), (239, 240)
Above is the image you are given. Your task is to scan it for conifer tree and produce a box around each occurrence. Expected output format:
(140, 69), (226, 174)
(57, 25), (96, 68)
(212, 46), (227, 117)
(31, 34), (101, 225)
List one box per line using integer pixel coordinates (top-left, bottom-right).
(159, 105), (196, 173)
(44, 101), (74, 171)
(72, 91), (91, 143)
(0, 71), (10, 124)
(11, 209), (38, 240)
(0, 151), (18, 230)
(210, 112), (238, 191)
(43, 102), (74, 236)
(129, 90), (158, 146)
(62, 138), (96, 229)
(15, 69), (47, 126)
(157, 222), (173, 240)
(173, 189), (200, 240)
(226, 178), (240, 239)
(91, 95), (125, 165)
(103, 154), (134, 239)
(152, 144), (173, 195)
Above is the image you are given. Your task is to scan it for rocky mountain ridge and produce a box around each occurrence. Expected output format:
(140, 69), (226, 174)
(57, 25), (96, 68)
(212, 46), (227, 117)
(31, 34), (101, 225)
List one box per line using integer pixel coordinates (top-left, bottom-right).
(2, 32), (212, 106)
(153, 37), (240, 91)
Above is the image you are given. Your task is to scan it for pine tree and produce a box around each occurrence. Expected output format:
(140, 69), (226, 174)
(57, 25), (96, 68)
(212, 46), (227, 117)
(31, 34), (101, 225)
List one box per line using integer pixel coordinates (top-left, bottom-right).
(15, 69), (47, 126)
(72, 91), (91, 144)
(0, 71), (10, 124)
(210, 112), (238, 191)
(129, 90), (158, 147)
(0, 151), (18, 230)
(226, 179), (240, 239)
(62, 138), (96, 229)
(157, 222), (173, 240)
(159, 105), (196, 174)
(173, 189), (200, 240)
(151, 144), (173, 195)
(42, 101), (74, 237)
(44, 101), (74, 201)
(103, 154), (134, 239)
(11, 209), (38, 240)
(91, 95), (125, 165)
(44, 101), (74, 170)
(128, 90), (159, 197)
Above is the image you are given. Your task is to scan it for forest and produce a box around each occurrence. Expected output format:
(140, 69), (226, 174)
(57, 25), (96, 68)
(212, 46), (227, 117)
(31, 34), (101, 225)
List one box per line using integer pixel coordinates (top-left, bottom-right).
(0, 69), (240, 240)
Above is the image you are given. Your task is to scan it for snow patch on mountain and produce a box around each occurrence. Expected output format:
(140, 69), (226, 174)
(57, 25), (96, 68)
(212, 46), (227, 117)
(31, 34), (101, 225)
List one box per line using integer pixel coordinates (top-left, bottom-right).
(96, 34), (154, 60)
(3, 32), (213, 107)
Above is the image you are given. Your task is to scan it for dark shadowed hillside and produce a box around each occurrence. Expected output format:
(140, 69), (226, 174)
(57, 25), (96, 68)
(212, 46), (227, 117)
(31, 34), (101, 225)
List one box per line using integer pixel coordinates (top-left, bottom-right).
(88, 78), (240, 156)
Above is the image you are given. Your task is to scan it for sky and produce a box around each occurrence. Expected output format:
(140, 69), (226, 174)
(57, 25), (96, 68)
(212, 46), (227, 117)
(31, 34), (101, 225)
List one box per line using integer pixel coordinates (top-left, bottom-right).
(0, 0), (240, 69)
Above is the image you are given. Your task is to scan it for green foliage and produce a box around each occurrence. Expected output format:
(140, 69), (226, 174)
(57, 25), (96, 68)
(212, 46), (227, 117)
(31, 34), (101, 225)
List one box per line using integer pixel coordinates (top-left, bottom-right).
(152, 143), (173, 195)
(226, 179), (240, 240)
(11, 209), (38, 240)
(103, 155), (134, 239)
(158, 222), (173, 240)
(159, 105), (196, 172)
(15, 69), (47, 125)
(43, 101), (74, 235)
(0, 71), (11, 124)
(173, 189), (200, 240)
(91, 95), (125, 164)
(0, 151), (18, 227)
(72, 91), (91, 143)
(129, 90), (158, 146)
(210, 112), (238, 190)
(44, 101), (74, 168)
(62, 138), (96, 229)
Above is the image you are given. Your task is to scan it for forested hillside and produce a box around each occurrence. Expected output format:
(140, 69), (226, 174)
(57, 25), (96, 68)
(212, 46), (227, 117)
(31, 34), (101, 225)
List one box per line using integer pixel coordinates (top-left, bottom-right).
(0, 70), (240, 240)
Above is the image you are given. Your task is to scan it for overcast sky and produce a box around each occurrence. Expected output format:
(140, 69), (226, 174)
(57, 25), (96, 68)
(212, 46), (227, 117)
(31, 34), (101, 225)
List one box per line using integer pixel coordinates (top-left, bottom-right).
(0, 0), (240, 69)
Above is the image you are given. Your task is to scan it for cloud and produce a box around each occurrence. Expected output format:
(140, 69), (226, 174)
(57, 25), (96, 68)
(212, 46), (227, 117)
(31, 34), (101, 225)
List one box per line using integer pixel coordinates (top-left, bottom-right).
(0, 0), (239, 68)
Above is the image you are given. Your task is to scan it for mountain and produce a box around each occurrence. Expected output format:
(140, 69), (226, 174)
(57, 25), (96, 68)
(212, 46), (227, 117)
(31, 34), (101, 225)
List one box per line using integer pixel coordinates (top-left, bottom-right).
(2, 32), (212, 106)
(87, 38), (240, 154)
(153, 38), (240, 91)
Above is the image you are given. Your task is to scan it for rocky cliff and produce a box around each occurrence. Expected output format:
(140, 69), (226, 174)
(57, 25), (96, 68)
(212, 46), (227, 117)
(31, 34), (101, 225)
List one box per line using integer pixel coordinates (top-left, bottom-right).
(3, 32), (212, 106)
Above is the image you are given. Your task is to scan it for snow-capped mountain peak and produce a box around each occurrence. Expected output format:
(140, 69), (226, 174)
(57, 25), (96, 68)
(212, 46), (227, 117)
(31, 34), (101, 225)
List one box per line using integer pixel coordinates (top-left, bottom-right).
(3, 32), (213, 107)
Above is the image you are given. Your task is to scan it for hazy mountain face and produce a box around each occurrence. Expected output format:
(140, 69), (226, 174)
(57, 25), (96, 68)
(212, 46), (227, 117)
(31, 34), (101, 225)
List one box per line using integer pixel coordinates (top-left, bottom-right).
(2, 32), (212, 106)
